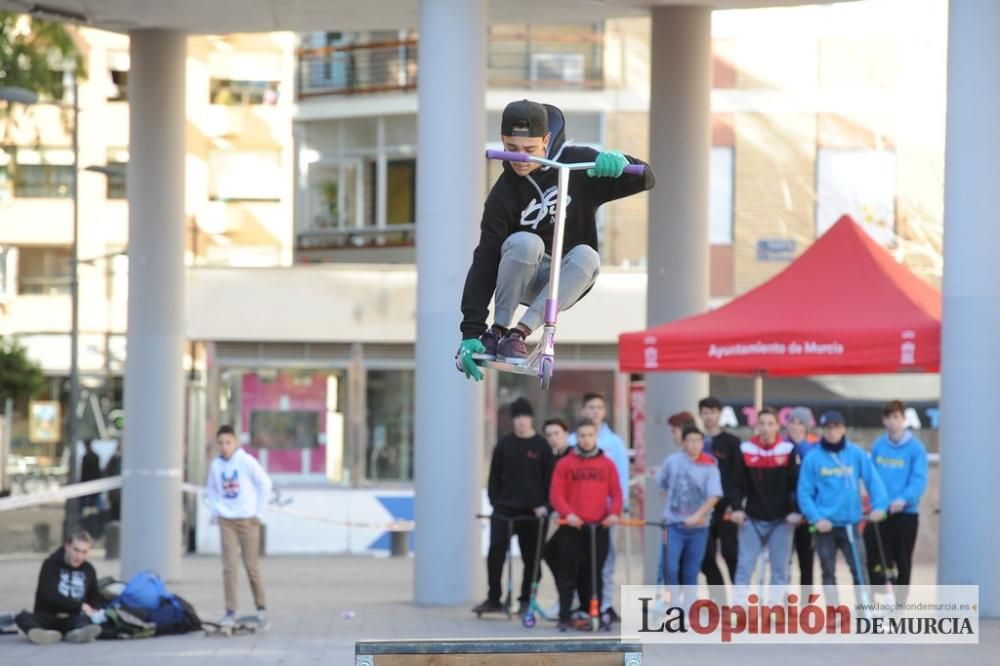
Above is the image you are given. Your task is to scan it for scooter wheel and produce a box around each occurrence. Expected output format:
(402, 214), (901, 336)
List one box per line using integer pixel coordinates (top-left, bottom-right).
(522, 613), (536, 628)
(539, 356), (554, 390)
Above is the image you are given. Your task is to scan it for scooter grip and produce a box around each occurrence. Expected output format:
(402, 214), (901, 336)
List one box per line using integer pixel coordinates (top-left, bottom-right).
(622, 163), (645, 176)
(485, 149), (531, 163)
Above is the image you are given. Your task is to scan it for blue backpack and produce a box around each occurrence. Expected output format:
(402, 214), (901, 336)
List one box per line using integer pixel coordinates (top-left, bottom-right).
(113, 571), (169, 611)
(111, 571), (202, 635)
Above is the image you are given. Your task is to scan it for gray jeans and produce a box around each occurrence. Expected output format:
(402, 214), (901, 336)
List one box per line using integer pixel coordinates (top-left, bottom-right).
(494, 232), (600, 332)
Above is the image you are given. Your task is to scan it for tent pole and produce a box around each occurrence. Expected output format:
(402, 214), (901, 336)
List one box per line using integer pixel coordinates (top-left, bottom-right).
(753, 373), (764, 413)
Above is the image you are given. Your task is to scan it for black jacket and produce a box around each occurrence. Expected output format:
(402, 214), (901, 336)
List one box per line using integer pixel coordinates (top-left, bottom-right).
(731, 437), (799, 521)
(488, 433), (555, 512)
(81, 451), (102, 483)
(460, 141), (656, 339)
(34, 547), (103, 615)
(706, 430), (742, 516)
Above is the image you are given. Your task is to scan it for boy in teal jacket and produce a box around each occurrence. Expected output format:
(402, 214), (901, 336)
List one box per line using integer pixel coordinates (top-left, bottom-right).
(797, 411), (889, 589)
(864, 400), (928, 597)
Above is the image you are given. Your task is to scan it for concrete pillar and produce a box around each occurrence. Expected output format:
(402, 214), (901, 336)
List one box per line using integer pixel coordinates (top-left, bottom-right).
(643, 7), (712, 582)
(413, 0), (486, 605)
(939, 1), (1000, 616)
(122, 30), (187, 580)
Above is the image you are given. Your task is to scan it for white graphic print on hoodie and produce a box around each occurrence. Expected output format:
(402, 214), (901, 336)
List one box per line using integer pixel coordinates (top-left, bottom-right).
(206, 447), (273, 520)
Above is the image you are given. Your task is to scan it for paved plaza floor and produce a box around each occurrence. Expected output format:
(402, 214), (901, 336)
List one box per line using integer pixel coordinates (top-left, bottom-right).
(0, 552), (995, 665)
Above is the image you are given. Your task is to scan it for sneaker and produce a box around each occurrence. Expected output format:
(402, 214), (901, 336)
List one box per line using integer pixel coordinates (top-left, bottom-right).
(255, 610), (270, 632)
(603, 606), (621, 624)
(471, 598), (504, 614)
(64, 623), (101, 643)
(557, 620), (572, 632)
(497, 330), (528, 365)
(475, 328), (503, 360)
(219, 611), (236, 628)
(599, 612), (613, 632)
(26, 628), (62, 645)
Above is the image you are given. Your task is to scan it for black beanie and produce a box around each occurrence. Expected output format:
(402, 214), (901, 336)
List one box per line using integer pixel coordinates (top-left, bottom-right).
(510, 398), (534, 419)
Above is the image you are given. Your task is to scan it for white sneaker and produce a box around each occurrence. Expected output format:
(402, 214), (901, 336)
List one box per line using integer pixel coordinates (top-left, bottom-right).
(255, 610), (270, 632)
(64, 624), (101, 643)
(27, 628), (62, 645)
(219, 611), (235, 628)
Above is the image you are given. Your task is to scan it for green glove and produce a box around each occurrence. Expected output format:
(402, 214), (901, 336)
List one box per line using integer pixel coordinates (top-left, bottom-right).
(587, 150), (628, 178)
(455, 338), (485, 381)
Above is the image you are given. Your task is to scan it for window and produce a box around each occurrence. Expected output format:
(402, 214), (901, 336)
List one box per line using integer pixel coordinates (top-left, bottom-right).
(710, 147), (735, 245)
(816, 149), (897, 245)
(496, 370), (616, 437)
(489, 23), (604, 88)
(107, 51), (130, 101)
(308, 161), (360, 230)
(17, 246), (71, 295)
(210, 79), (279, 105)
(105, 149), (128, 200)
(208, 150), (283, 201)
(0, 148), (11, 205)
(366, 370), (414, 482)
(6, 147), (74, 199)
(386, 159), (415, 225)
(220, 369), (347, 479)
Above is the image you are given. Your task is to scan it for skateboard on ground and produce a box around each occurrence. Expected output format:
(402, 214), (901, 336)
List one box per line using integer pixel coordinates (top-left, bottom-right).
(204, 614), (265, 637)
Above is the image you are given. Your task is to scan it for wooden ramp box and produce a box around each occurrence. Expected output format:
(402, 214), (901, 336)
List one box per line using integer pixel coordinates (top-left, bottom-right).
(355, 638), (643, 665)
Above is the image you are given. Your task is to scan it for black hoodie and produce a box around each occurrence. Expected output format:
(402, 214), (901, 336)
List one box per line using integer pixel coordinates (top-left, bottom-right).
(460, 136), (656, 339)
(488, 432), (556, 513)
(33, 546), (103, 615)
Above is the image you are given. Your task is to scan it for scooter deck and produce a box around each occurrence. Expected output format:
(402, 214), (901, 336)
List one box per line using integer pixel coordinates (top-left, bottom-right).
(474, 358), (537, 375)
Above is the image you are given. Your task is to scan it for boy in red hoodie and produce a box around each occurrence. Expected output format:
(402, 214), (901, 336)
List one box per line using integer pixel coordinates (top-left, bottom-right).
(549, 418), (622, 631)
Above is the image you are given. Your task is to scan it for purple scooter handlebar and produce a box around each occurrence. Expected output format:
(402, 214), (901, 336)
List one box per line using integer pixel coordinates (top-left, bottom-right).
(485, 149), (531, 162)
(485, 149), (645, 175)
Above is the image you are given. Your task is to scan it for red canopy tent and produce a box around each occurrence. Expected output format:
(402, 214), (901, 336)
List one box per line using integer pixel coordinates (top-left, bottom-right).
(619, 216), (941, 386)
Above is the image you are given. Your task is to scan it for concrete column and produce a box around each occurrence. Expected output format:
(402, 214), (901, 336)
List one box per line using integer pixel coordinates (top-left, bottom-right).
(413, 0), (486, 605)
(122, 30), (187, 580)
(643, 7), (712, 582)
(939, 1), (1000, 616)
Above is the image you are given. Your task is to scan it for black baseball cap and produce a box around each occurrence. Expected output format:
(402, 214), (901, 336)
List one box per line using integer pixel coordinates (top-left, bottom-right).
(819, 410), (846, 426)
(501, 99), (548, 137)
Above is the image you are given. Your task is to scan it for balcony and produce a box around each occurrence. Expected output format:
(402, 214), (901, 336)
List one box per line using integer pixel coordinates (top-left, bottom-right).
(297, 27), (605, 98)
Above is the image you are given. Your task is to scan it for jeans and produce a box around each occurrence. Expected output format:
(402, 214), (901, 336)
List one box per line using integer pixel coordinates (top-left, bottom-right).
(733, 519), (794, 587)
(493, 232), (600, 332)
(666, 524), (709, 605)
(16, 610), (92, 635)
(815, 524), (869, 607)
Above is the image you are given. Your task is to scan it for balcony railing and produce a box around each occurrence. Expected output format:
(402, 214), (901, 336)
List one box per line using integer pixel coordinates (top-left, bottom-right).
(297, 224), (417, 251)
(297, 31), (604, 98)
(298, 39), (418, 97)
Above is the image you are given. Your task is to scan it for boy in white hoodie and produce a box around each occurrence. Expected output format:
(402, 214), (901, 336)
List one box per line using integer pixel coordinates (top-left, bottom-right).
(206, 425), (273, 629)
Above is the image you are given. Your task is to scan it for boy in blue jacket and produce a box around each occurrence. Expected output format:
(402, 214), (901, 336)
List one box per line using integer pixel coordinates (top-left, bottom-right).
(864, 400), (928, 597)
(797, 411), (889, 591)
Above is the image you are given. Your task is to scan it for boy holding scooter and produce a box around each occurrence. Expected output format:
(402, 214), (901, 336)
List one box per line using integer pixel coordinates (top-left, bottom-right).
(548, 418), (622, 632)
(797, 411), (889, 609)
(455, 99), (654, 377)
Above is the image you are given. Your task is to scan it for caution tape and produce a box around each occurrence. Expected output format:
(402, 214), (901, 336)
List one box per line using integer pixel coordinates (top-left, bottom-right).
(0, 477), (122, 513)
(2, 477), (412, 532)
